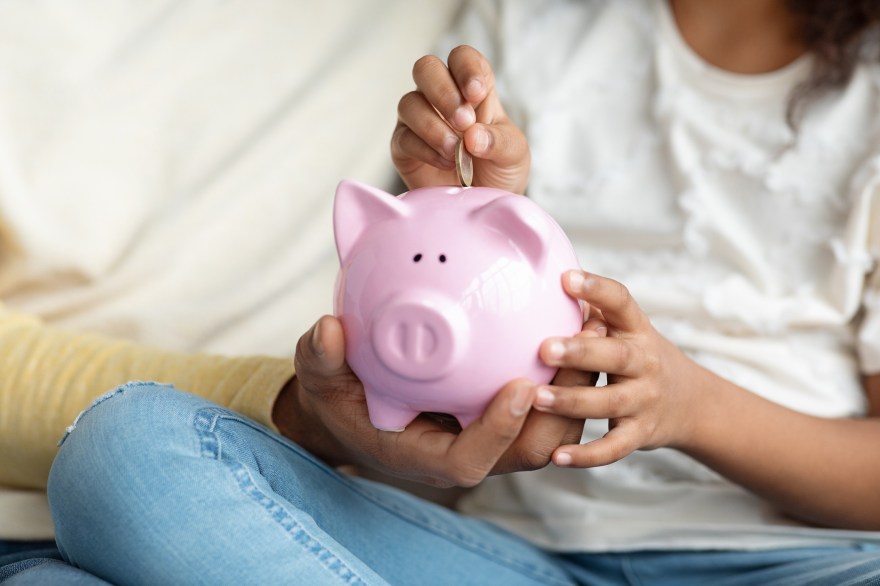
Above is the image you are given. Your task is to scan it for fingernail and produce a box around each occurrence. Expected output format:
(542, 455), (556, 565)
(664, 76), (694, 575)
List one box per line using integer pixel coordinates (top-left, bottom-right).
(465, 78), (483, 101)
(568, 271), (585, 293)
(535, 387), (555, 407)
(546, 340), (566, 363)
(443, 134), (459, 159)
(510, 382), (533, 417)
(555, 452), (573, 466)
(453, 106), (475, 130)
(311, 321), (324, 357)
(472, 127), (491, 154)
(583, 325), (607, 338)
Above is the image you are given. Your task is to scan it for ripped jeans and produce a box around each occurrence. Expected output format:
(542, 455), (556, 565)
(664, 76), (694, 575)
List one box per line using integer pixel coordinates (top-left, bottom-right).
(42, 382), (880, 586)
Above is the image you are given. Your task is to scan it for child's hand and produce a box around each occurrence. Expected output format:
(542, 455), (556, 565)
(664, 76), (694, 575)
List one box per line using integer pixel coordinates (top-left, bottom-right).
(492, 313), (608, 474)
(392, 45), (530, 193)
(534, 271), (706, 468)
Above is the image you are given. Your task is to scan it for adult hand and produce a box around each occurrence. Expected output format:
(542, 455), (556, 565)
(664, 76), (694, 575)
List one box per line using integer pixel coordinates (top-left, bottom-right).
(274, 311), (605, 487)
(277, 315), (537, 487)
(391, 45), (530, 193)
(534, 270), (707, 468)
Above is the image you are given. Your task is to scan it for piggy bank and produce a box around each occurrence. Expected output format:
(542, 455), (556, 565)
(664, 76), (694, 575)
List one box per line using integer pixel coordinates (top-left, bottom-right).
(333, 180), (583, 431)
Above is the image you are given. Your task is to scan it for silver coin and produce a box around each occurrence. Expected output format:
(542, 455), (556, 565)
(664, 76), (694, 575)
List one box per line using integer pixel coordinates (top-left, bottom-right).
(455, 139), (473, 187)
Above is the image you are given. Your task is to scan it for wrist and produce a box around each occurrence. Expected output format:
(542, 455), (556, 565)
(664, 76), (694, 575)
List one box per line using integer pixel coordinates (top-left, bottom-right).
(271, 375), (351, 468)
(665, 354), (724, 452)
(673, 360), (750, 460)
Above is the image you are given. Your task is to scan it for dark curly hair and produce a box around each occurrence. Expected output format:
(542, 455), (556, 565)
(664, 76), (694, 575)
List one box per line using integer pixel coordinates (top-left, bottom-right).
(788, 0), (880, 124)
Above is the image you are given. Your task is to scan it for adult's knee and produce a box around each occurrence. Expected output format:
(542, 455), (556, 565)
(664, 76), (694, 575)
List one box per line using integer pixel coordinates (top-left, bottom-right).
(51, 382), (206, 472)
(47, 383), (212, 562)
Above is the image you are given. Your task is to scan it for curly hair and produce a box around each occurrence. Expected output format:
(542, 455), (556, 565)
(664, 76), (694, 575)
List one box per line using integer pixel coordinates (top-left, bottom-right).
(788, 0), (880, 124)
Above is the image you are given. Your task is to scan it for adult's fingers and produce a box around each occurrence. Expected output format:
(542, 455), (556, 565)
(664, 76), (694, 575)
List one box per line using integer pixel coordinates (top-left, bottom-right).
(444, 379), (535, 486)
(495, 408), (585, 474)
(384, 379), (534, 487)
(293, 315), (349, 382)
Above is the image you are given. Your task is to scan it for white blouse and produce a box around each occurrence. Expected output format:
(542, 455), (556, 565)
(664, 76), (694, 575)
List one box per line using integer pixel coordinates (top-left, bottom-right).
(452, 0), (880, 551)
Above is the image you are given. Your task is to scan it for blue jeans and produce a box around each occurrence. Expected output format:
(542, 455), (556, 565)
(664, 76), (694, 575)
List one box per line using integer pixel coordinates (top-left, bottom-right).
(23, 382), (880, 585)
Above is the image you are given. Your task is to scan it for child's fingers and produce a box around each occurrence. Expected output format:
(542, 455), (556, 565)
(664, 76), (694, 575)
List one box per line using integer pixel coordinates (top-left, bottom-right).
(540, 335), (644, 377)
(412, 54), (474, 133)
(534, 382), (641, 420)
(552, 422), (641, 468)
(390, 123), (455, 174)
(551, 318), (607, 387)
(564, 270), (647, 333)
(447, 45), (496, 106)
(395, 91), (459, 163)
(462, 120), (529, 167)
(582, 315), (608, 338)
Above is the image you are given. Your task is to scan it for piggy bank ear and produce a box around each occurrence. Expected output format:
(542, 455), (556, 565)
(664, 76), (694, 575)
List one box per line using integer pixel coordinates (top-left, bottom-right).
(471, 195), (550, 268)
(334, 180), (407, 263)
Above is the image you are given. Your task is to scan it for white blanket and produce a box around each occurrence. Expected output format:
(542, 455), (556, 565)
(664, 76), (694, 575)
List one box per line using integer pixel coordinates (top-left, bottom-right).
(0, 0), (462, 540)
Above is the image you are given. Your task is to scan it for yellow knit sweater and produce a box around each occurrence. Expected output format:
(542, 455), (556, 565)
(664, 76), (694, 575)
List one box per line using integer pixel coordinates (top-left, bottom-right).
(0, 302), (295, 491)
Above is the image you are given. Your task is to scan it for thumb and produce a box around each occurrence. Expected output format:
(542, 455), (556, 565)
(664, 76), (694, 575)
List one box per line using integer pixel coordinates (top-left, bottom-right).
(463, 120), (530, 194)
(295, 315), (349, 378)
(464, 120), (528, 166)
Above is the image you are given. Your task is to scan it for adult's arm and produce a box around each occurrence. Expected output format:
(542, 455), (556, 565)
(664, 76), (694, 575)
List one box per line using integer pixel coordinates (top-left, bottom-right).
(0, 303), (295, 489)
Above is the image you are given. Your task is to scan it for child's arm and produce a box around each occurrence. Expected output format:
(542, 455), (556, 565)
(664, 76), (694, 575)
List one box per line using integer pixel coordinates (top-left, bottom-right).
(533, 270), (880, 530)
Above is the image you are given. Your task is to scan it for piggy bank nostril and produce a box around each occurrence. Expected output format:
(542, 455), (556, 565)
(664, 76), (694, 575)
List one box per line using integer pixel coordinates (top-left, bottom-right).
(371, 301), (464, 381)
(388, 321), (438, 360)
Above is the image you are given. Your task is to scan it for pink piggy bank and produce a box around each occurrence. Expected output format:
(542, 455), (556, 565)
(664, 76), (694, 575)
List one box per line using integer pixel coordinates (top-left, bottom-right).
(333, 180), (583, 431)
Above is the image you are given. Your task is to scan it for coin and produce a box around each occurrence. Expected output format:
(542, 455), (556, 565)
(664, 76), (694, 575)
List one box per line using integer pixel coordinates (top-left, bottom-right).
(455, 139), (473, 187)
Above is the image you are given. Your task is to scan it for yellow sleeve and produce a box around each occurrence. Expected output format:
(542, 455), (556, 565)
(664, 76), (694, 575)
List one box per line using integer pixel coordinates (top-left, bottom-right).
(0, 303), (296, 489)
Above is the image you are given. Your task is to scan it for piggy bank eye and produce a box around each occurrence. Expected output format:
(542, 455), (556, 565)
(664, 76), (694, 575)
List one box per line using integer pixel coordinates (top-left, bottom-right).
(413, 253), (422, 263)
(439, 254), (447, 263)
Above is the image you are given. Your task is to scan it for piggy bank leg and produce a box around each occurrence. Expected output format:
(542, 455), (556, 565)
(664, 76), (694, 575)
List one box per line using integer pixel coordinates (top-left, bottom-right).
(364, 391), (420, 432)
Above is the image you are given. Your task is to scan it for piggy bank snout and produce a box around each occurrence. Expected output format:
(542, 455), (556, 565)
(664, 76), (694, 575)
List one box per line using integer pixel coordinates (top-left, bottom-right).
(370, 295), (468, 382)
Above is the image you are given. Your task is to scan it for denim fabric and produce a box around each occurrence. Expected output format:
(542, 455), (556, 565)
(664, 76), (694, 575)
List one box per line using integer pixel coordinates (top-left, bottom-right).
(36, 382), (880, 586)
(557, 547), (880, 586)
(0, 558), (111, 585)
(47, 383), (570, 586)
(0, 541), (58, 568)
